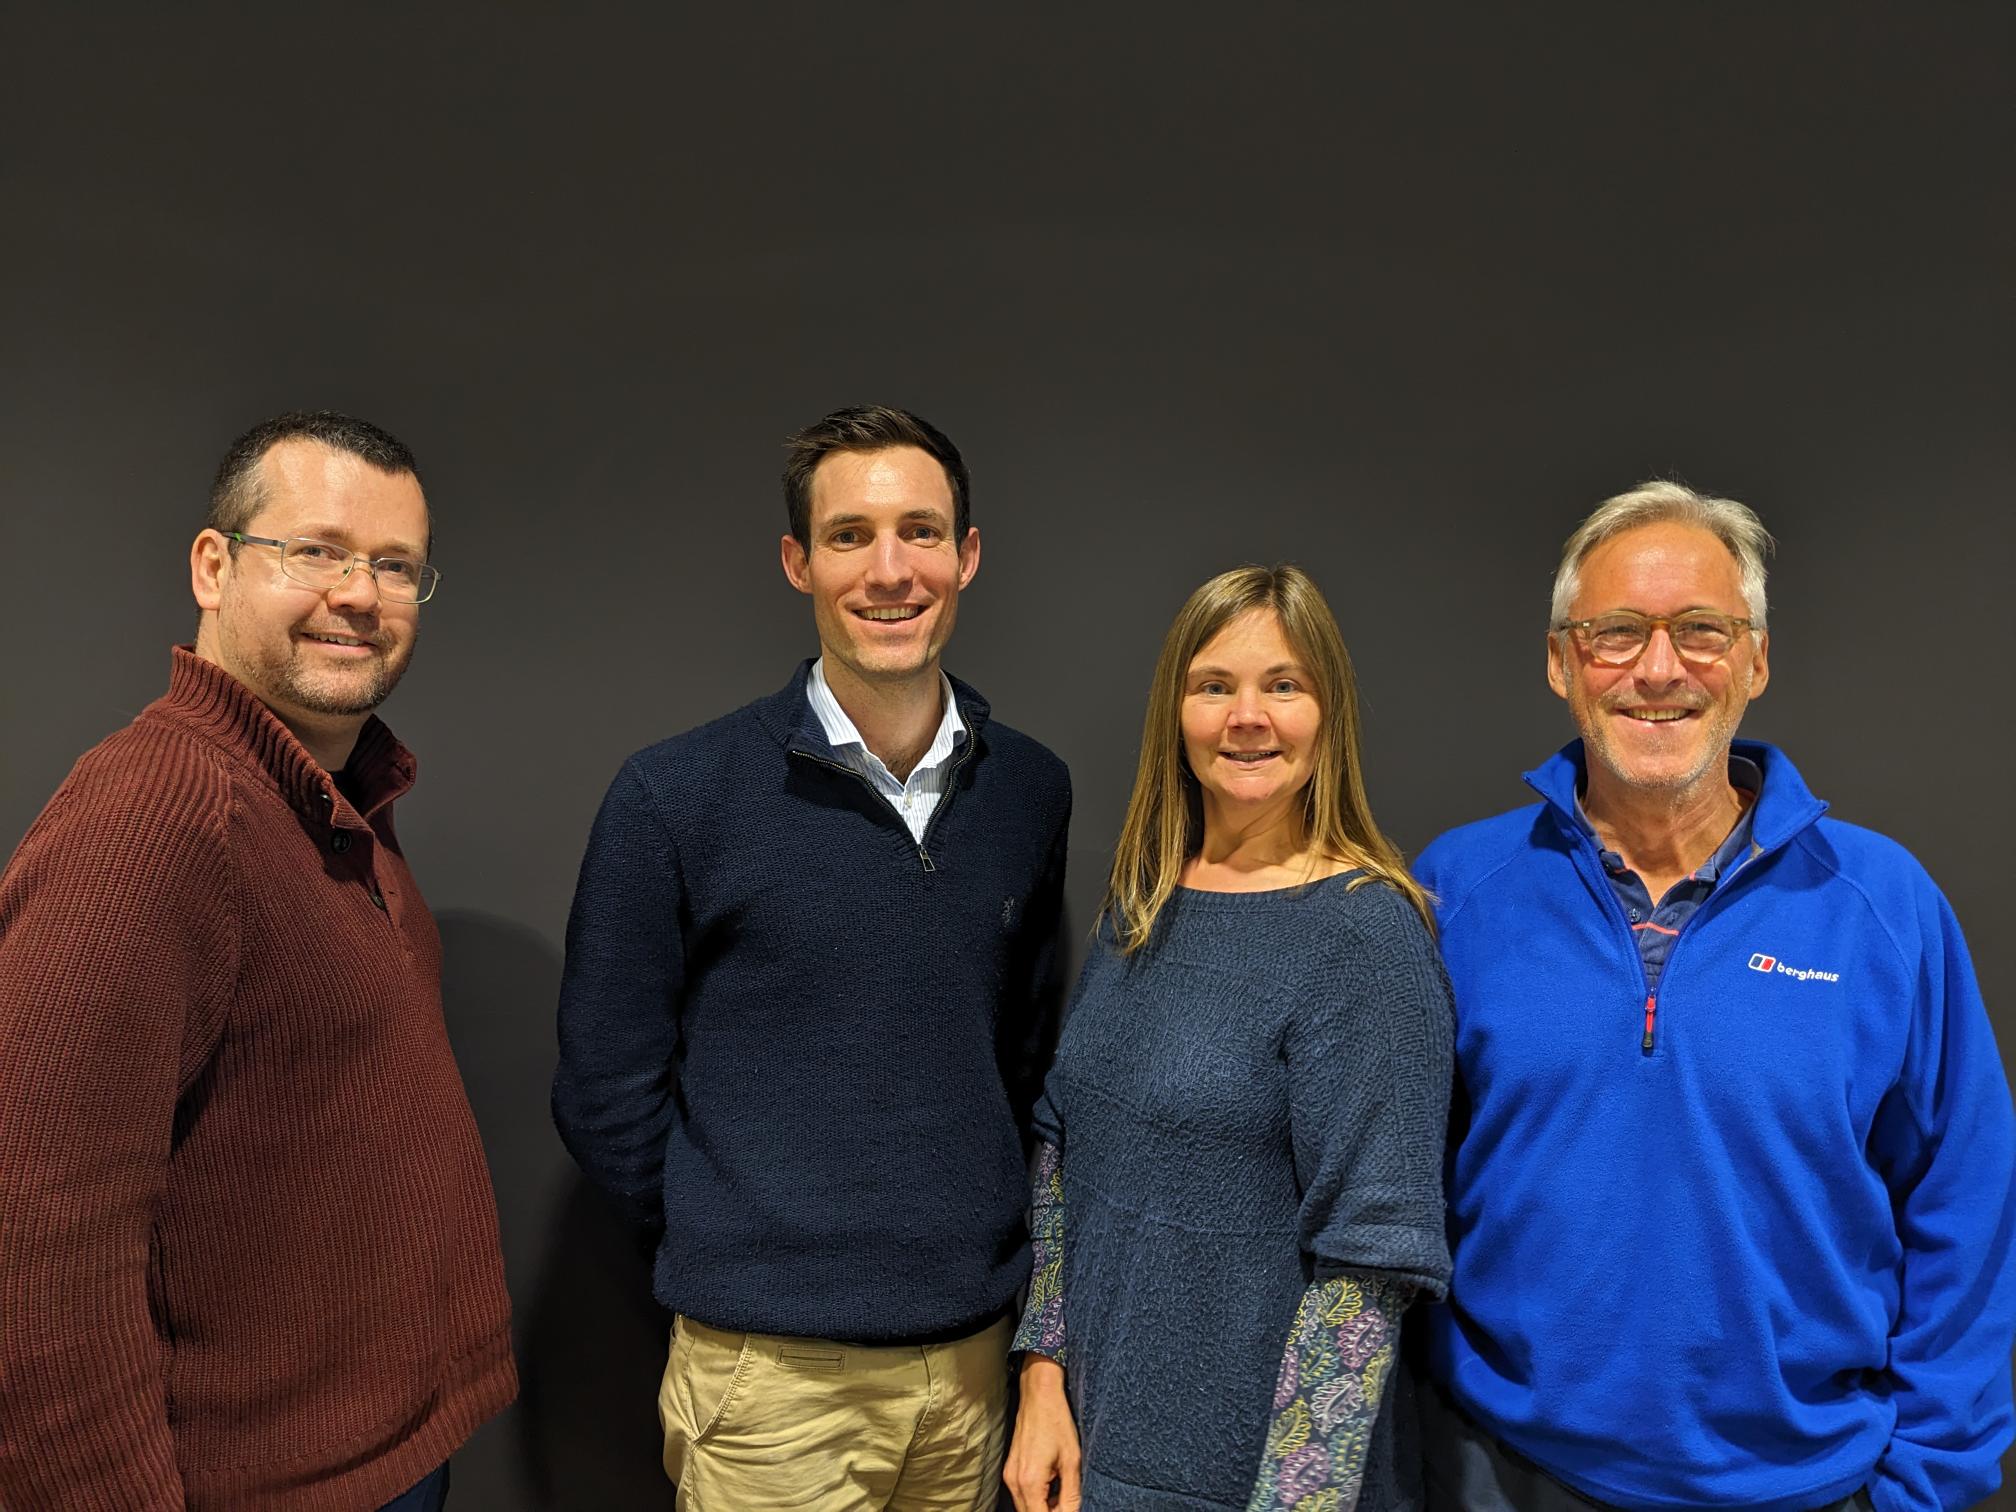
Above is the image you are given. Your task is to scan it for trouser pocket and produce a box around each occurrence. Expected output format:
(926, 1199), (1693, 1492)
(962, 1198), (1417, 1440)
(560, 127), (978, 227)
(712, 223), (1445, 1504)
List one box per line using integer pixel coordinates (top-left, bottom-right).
(661, 1315), (753, 1483)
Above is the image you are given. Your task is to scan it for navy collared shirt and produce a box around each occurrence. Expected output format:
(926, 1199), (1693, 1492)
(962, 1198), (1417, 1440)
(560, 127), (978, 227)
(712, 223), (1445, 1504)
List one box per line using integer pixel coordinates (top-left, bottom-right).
(1579, 757), (1763, 990)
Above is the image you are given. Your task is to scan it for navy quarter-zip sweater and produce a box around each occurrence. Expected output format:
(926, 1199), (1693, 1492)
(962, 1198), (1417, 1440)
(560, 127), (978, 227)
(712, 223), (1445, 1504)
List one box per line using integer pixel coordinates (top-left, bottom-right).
(1417, 740), (2016, 1512)
(554, 662), (1072, 1342)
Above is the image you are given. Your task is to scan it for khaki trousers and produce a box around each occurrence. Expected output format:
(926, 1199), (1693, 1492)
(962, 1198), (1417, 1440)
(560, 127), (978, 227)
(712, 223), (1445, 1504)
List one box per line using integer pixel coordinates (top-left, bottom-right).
(659, 1313), (1011, 1512)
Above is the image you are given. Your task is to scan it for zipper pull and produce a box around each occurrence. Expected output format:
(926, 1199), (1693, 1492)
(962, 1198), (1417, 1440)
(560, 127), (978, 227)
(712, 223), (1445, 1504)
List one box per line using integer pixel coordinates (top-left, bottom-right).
(1641, 994), (1657, 1053)
(918, 845), (936, 873)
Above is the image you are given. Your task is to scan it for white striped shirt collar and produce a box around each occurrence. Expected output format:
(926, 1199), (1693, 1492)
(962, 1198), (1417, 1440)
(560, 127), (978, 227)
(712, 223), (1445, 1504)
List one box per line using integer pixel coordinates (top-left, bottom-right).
(806, 657), (966, 794)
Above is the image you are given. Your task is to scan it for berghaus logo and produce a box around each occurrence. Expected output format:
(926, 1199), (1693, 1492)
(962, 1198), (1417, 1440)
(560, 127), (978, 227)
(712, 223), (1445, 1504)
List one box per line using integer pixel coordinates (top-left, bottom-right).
(1748, 952), (1841, 983)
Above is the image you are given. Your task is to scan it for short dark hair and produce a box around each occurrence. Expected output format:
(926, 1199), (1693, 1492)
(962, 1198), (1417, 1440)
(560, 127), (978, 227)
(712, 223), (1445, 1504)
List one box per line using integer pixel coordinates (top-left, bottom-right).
(206, 410), (422, 538)
(781, 405), (970, 549)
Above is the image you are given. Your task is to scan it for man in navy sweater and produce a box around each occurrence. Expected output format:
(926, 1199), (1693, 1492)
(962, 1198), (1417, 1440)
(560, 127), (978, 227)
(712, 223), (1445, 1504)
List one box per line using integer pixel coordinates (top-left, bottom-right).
(1414, 482), (2014, 1511)
(555, 405), (1071, 1508)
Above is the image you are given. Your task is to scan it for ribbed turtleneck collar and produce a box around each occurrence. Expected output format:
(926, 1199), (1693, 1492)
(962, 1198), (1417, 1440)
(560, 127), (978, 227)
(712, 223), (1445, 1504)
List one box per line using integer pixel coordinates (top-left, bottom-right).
(161, 645), (416, 827)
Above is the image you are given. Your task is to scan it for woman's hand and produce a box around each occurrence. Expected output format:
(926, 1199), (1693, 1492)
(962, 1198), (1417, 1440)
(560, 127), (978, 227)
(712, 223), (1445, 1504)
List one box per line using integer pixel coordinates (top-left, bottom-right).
(1004, 1355), (1082, 1511)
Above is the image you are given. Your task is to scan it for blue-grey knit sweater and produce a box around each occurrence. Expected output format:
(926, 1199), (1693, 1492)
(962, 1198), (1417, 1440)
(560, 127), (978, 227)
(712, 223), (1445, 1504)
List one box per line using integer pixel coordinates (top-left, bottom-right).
(554, 662), (1072, 1341)
(1034, 874), (1453, 1510)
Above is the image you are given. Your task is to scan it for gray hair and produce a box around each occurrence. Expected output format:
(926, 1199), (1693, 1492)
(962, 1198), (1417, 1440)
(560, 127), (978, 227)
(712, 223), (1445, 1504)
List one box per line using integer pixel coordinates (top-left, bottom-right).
(1550, 480), (1775, 631)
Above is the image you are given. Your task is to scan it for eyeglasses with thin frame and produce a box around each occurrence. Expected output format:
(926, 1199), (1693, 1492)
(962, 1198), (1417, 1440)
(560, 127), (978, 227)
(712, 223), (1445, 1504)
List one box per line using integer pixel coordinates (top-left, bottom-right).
(1555, 609), (1754, 666)
(227, 533), (441, 604)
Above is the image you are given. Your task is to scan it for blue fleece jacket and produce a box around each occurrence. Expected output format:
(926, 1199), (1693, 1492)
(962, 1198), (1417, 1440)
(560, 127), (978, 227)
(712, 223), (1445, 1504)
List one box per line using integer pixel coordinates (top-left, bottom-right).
(1416, 741), (2015, 1512)
(553, 663), (1071, 1342)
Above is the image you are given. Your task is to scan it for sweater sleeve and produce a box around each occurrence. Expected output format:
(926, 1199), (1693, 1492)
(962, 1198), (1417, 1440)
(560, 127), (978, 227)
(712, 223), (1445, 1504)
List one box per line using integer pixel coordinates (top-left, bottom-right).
(554, 758), (687, 1229)
(0, 765), (236, 1510)
(1288, 888), (1454, 1296)
(1865, 888), (2016, 1512)
(999, 796), (1072, 1134)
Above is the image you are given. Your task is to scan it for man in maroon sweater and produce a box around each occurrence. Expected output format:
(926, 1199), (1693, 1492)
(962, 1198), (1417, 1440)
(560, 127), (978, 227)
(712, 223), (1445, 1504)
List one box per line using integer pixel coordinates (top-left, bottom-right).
(0, 412), (516, 1511)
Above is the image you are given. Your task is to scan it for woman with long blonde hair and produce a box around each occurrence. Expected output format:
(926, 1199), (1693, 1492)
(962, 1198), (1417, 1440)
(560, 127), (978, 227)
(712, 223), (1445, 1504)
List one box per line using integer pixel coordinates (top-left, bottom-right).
(1004, 565), (1453, 1512)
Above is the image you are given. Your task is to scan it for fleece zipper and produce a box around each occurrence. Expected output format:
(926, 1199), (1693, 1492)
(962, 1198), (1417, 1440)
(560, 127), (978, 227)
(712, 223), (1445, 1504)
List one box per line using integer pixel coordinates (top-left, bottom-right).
(1566, 824), (1780, 1056)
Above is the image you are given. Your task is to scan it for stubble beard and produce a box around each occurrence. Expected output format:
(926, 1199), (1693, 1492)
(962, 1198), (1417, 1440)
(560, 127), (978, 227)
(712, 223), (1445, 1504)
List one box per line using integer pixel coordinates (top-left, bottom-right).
(225, 621), (414, 719)
(274, 646), (408, 715)
(1580, 669), (1750, 799)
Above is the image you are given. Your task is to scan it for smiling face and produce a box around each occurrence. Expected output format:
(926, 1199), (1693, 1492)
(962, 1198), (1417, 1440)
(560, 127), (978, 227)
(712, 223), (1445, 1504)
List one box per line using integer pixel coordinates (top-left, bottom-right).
(1181, 608), (1324, 828)
(1548, 519), (1769, 801)
(779, 444), (980, 691)
(193, 438), (428, 731)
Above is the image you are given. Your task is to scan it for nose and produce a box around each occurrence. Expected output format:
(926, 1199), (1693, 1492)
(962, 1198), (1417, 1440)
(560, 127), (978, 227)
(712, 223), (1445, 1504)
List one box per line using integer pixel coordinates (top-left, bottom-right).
(1227, 687), (1270, 730)
(324, 560), (383, 612)
(862, 530), (911, 591)
(1634, 623), (1686, 685)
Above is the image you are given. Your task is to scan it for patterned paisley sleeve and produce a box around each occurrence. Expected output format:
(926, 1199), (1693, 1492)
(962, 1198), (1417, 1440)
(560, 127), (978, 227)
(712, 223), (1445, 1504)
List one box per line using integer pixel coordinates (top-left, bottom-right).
(1245, 1270), (1409, 1512)
(1010, 1139), (1067, 1366)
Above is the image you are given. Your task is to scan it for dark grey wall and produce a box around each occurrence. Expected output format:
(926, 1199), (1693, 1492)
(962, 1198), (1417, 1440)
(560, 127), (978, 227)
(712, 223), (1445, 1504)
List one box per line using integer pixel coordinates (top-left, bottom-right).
(4, 7), (2011, 1508)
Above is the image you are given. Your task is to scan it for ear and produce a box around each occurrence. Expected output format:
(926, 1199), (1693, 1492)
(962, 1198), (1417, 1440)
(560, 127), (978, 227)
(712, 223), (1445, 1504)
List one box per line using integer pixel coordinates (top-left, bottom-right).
(955, 526), (981, 590)
(1746, 630), (1770, 701)
(192, 529), (230, 613)
(780, 533), (812, 595)
(1545, 629), (1570, 700)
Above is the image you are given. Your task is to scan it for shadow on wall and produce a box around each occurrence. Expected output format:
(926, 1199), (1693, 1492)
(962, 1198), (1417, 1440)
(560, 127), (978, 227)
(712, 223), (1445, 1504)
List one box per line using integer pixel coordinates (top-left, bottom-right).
(437, 910), (674, 1511)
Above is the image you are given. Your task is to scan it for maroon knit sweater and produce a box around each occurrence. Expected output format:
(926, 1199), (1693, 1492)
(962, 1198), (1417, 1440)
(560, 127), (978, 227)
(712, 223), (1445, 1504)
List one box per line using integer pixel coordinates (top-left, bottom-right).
(0, 649), (516, 1510)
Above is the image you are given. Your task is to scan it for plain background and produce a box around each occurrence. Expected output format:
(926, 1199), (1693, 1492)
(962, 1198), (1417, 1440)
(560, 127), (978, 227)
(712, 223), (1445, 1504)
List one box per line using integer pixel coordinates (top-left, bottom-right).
(3, 6), (2010, 1508)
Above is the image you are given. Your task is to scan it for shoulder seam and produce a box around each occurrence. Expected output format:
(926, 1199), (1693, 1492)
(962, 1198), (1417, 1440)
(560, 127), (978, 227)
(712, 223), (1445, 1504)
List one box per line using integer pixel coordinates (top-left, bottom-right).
(1427, 844), (1528, 930)
(1785, 828), (1915, 979)
(1327, 878), (1440, 955)
(617, 753), (691, 899)
(192, 764), (245, 1091)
